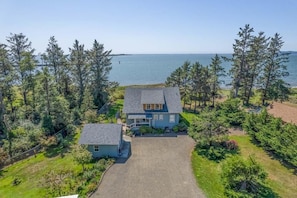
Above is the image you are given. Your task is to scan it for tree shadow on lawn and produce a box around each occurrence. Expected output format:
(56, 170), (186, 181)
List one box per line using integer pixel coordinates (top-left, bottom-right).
(44, 134), (75, 158)
(249, 138), (297, 175)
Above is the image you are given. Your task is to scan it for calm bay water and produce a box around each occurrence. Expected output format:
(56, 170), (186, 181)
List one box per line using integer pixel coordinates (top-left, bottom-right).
(109, 54), (297, 87)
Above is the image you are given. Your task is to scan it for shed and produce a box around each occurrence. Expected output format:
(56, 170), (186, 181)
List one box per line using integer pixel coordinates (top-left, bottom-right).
(79, 124), (123, 158)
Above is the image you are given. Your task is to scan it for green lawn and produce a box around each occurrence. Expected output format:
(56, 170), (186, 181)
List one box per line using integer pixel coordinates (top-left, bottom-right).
(191, 152), (225, 198)
(0, 152), (81, 197)
(0, 131), (113, 198)
(231, 135), (297, 198)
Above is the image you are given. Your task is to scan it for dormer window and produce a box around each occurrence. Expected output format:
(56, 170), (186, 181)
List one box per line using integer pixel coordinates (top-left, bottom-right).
(155, 104), (160, 110)
(146, 104), (151, 110)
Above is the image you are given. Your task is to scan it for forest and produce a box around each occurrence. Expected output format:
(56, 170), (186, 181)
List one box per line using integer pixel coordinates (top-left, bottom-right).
(0, 34), (115, 162)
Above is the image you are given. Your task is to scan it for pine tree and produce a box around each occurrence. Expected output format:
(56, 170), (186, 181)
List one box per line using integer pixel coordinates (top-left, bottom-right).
(43, 36), (67, 94)
(6, 33), (35, 106)
(87, 40), (112, 109)
(0, 43), (16, 115)
(69, 40), (89, 109)
(229, 24), (254, 98)
(244, 32), (268, 105)
(190, 62), (204, 110)
(259, 33), (290, 105)
(209, 54), (225, 106)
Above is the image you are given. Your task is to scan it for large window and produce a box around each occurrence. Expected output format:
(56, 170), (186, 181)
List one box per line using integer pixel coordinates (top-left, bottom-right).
(169, 114), (175, 123)
(94, 145), (99, 152)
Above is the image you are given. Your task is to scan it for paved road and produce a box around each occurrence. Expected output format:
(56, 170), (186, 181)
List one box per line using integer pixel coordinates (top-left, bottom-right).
(92, 135), (205, 198)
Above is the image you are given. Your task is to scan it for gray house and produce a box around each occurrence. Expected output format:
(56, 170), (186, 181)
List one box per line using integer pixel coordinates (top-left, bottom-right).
(123, 87), (182, 129)
(79, 124), (122, 158)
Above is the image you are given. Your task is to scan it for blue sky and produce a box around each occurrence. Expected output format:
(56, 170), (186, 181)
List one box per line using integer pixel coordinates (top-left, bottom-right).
(1, 0), (296, 54)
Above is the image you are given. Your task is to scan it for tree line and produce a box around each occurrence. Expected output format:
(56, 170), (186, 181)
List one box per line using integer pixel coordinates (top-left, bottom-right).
(166, 54), (225, 111)
(166, 24), (290, 107)
(0, 33), (114, 158)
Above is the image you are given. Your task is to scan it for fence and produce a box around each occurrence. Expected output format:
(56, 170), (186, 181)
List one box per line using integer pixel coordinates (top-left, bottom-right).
(0, 144), (42, 168)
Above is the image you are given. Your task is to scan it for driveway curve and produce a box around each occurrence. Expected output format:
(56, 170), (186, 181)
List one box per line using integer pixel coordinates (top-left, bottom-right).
(92, 135), (205, 198)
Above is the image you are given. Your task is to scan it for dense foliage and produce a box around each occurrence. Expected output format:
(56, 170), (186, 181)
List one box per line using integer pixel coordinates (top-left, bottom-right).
(188, 103), (240, 161)
(221, 156), (273, 197)
(0, 33), (115, 163)
(243, 109), (297, 167)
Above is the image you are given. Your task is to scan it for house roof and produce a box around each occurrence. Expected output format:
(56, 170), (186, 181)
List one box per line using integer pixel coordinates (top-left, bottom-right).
(141, 90), (165, 104)
(79, 124), (122, 145)
(123, 87), (182, 114)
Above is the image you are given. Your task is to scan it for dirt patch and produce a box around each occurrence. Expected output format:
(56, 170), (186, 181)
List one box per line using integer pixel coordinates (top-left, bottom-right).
(229, 127), (246, 136)
(267, 102), (297, 124)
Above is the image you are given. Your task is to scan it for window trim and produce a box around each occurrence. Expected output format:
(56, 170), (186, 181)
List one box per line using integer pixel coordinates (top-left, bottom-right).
(169, 114), (175, 123)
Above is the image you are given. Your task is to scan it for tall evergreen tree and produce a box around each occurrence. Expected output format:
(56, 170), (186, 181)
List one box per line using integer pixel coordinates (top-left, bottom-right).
(87, 40), (112, 109)
(190, 62), (204, 110)
(19, 51), (36, 109)
(243, 32), (268, 105)
(0, 43), (16, 114)
(43, 36), (66, 94)
(6, 33), (35, 106)
(229, 24), (254, 98)
(165, 67), (183, 87)
(259, 33), (289, 105)
(209, 54), (225, 106)
(69, 40), (89, 109)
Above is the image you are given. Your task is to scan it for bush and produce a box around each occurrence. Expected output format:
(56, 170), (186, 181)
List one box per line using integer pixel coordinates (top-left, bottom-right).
(173, 125), (179, 133)
(221, 156), (269, 197)
(139, 126), (153, 135)
(196, 140), (239, 162)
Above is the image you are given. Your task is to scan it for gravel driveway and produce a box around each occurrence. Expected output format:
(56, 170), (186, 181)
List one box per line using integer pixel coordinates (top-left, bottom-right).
(91, 135), (205, 198)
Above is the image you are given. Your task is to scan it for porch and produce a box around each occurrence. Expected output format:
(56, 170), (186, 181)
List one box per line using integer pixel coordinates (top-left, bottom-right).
(126, 114), (151, 130)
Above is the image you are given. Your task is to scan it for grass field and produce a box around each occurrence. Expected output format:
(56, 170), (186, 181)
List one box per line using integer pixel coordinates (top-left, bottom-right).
(191, 152), (225, 198)
(0, 121), (115, 198)
(191, 133), (297, 198)
(231, 135), (297, 197)
(0, 133), (82, 197)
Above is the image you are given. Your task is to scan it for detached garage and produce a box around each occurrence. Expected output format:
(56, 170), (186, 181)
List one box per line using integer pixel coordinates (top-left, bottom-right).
(79, 124), (123, 158)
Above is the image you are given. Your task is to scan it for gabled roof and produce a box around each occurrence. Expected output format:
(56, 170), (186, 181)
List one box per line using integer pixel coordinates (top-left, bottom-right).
(123, 87), (182, 114)
(79, 124), (122, 145)
(141, 90), (165, 104)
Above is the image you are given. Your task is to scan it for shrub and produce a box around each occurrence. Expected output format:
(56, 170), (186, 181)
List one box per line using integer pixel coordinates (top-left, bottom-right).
(221, 156), (269, 197)
(139, 126), (153, 134)
(172, 125), (179, 133)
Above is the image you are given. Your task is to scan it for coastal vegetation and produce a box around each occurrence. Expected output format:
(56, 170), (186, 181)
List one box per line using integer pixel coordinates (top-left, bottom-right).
(176, 24), (296, 197)
(0, 33), (115, 164)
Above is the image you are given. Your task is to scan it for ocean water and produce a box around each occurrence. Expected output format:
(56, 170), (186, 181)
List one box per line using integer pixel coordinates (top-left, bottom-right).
(109, 54), (297, 87)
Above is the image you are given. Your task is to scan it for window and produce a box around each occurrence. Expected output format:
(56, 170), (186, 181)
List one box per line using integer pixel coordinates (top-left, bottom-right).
(155, 104), (160, 110)
(94, 145), (99, 152)
(169, 114), (175, 123)
(146, 104), (151, 110)
(159, 114), (163, 120)
(153, 114), (158, 120)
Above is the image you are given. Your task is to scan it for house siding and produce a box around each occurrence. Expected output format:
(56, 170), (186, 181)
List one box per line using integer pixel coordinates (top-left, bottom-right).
(151, 113), (179, 129)
(88, 145), (119, 158)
